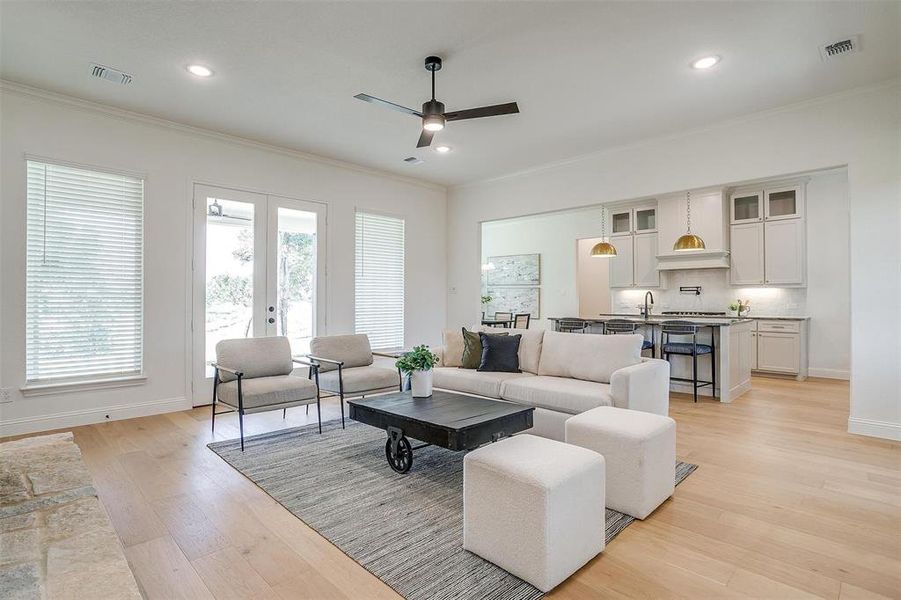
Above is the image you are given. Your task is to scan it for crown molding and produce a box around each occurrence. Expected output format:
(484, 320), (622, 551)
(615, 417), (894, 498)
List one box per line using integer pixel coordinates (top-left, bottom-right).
(0, 79), (446, 193)
(453, 77), (901, 191)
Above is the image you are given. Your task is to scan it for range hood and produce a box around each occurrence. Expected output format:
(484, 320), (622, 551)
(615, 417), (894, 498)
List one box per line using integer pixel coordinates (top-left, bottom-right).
(656, 250), (730, 270)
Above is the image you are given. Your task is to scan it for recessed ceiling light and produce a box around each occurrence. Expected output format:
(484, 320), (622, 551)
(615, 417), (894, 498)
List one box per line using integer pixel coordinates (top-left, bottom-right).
(691, 56), (720, 70)
(435, 145), (451, 154)
(187, 64), (213, 77)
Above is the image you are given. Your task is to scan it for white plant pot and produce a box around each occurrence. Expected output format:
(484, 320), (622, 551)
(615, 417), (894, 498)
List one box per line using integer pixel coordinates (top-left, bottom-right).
(410, 369), (434, 398)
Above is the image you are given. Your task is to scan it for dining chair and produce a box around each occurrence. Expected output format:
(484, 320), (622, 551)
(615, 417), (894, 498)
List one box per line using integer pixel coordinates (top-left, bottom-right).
(513, 313), (531, 328)
(493, 311), (513, 328)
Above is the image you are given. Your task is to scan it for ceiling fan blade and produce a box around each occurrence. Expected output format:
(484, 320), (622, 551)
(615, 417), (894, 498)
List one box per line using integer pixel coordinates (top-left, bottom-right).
(445, 102), (519, 122)
(416, 129), (435, 148)
(354, 93), (422, 117)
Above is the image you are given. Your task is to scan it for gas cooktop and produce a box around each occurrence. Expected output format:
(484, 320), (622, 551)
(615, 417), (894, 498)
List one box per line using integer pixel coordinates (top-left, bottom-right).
(660, 311), (727, 316)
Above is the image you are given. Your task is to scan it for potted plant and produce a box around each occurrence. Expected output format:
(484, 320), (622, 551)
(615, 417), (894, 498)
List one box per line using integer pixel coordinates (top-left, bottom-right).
(728, 299), (751, 317)
(480, 294), (493, 319)
(396, 345), (441, 398)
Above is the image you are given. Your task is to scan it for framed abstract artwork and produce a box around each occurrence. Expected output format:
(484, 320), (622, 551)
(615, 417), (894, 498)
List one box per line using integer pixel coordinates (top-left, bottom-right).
(486, 254), (540, 286)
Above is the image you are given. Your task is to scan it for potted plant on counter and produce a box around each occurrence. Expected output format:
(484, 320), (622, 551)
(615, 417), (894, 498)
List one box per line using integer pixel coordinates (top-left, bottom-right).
(396, 345), (441, 398)
(728, 299), (751, 317)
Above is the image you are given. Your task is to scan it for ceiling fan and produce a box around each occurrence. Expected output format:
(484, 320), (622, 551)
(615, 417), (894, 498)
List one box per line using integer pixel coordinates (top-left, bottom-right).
(354, 56), (520, 148)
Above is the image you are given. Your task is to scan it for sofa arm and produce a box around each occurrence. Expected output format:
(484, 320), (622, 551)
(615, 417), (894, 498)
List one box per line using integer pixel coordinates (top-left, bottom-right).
(609, 359), (670, 416)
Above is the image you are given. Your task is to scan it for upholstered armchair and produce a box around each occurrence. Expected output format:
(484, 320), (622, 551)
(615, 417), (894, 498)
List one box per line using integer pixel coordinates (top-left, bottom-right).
(307, 334), (403, 428)
(211, 336), (320, 451)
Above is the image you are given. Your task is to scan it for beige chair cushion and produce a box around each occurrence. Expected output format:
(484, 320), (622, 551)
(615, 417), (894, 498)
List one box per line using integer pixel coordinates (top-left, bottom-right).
(318, 365), (399, 395)
(217, 375), (317, 412)
(500, 376), (614, 415)
(215, 337), (293, 382)
(433, 367), (534, 399)
(309, 334), (373, 372)
(537, 331), (642, 384)
(442, 329), (465, 368)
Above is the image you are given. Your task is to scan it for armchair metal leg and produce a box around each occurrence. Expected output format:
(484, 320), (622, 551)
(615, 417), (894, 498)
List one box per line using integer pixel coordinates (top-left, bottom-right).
(283, 408), (287, 419)
(338, 364), (346, 430)
(316, 394), (322, 435)
(340, 393), (345, 429)
(305, 405), (309, 415)
(239, 411), (245, 452)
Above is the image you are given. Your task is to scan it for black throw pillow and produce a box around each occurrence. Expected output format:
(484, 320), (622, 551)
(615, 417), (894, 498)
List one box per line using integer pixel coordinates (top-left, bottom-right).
(478, 332), (522, 373)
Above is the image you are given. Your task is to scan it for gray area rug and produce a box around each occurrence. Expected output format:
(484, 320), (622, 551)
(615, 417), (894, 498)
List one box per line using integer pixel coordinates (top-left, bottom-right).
(209, 420), (696, 600)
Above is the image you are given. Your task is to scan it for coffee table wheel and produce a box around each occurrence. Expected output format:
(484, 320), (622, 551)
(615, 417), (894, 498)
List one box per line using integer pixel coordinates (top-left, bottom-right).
(385, 436), (413, 473)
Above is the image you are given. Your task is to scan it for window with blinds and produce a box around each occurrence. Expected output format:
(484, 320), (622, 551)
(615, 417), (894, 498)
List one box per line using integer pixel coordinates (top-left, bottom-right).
(26, 160), (144, 384)
(355, 211), (404, 350)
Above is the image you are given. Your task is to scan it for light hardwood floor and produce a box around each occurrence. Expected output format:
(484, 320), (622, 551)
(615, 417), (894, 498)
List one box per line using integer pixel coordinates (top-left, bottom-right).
(6, 377), (900, 599)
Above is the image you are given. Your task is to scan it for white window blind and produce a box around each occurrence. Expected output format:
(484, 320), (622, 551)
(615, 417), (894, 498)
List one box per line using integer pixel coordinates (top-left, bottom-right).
(26, 160), (144, 383)
(355, 211), (404, 350)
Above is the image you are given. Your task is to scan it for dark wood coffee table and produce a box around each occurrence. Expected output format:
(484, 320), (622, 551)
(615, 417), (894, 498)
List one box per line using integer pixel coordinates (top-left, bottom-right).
(347, 390), (533, 473)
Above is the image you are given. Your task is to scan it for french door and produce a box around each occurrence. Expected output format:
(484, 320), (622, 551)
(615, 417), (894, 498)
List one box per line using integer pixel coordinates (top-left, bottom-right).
(191, 184), (326, 405)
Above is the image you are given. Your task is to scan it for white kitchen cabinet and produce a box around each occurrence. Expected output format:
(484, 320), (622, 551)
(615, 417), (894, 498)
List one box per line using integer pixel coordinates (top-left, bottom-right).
(633, 232), (660, 287)
(610, 209), (633, 237)
(608, 235), (635, 288)
(756, 332), (800, 374)
(764, 219), (805, 285)
(731, 191), (763, 224)
(633, 205), (657, 233)
(765, 185), (804, 221)
(730, 222), (765, 285)
(750, 331), (758, 370)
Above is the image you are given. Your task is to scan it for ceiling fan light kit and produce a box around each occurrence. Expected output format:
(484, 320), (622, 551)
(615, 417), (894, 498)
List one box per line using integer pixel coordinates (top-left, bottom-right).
(354, 55), (519, 148)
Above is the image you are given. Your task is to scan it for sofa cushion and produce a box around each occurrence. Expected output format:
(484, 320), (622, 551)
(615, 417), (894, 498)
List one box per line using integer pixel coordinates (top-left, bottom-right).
(215, 336), (294, 383)
(500, 376), (614, 415)
(537, 331), (642, 384)
(310, 334), (373, 372)
(478, 332), (522, 373)
(433, 367), (534, 399)
(462, 328), (507, 369)
(442, 329), (465, 367)
(469, 326), (545, 374)
(218, 375), (317, 411)
(318, 365), (399, 394)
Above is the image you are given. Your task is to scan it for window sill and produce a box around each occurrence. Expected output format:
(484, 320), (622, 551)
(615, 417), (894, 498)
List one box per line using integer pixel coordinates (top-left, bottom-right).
(20, 375), (148, 397)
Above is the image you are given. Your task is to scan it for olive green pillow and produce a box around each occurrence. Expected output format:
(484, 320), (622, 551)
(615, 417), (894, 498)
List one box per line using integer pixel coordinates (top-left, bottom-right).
(461, 327), (507, 369)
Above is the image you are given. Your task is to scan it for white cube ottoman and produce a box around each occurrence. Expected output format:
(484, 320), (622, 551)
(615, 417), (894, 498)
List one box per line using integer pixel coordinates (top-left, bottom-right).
(463, 434), (605, 592)
(565, 406), (676, 519)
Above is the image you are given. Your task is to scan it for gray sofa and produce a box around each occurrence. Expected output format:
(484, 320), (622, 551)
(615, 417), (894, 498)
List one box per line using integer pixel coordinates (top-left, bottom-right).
(433, 327), (670, 441)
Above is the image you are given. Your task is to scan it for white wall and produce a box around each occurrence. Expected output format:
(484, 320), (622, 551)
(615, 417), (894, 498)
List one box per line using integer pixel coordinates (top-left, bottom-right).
(0, 84), (447, 435)
(480, 206), (608, 329)
(448, 81), (900, 440)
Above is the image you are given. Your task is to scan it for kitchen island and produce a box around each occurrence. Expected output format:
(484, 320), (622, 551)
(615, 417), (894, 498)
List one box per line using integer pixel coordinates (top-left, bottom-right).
(548, 315), (755, 402)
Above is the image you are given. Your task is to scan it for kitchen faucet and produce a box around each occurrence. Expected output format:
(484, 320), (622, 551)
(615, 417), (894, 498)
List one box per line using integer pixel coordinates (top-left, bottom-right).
(643, 291), (654, 318)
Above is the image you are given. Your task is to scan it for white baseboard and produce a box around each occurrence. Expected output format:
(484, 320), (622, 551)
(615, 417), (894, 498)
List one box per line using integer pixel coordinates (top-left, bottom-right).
(0, 396), (190, 437)
(848, 417), (901, 441)
(808, 368), (850, 380)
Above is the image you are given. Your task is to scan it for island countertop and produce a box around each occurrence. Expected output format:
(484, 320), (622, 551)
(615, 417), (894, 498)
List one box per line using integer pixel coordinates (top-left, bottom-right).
(547, 315), (754, 326)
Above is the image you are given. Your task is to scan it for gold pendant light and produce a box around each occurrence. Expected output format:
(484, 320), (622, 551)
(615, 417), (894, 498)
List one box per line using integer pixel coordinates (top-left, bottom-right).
(673, 190), (706, 251)
(590, 206), (617, 257)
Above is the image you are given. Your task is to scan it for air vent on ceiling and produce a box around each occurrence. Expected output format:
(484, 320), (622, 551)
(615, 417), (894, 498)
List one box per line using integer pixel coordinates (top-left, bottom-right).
(90, 63), (133, 85)
(819, 35), (860, 62)
(403, 156), (424, 165)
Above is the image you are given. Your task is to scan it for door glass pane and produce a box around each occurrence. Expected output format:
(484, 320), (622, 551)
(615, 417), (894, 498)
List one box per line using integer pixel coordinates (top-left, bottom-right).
(611, 211), (631, 233)
(635, 208), (655, 231)
(734, 194), (759, 220)
(276, 207), (317, 355)
(768, 190), (796, 217)
(205, 198), (254, 376)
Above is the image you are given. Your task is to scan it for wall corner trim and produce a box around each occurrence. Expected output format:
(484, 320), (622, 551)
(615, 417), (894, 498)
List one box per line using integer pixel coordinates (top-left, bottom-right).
(847, 416), (901, 441)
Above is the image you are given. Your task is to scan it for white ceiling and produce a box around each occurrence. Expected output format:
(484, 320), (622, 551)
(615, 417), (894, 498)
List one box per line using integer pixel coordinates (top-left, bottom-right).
(1, 1), (898, 186)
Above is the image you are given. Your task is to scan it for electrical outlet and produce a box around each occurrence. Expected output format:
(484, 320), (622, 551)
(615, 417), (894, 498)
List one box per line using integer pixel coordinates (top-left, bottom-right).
(0, 388), (11, 404)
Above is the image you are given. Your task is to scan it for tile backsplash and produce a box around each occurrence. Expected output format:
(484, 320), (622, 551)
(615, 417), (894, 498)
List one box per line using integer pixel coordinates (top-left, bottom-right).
(612, 269), (807, 316)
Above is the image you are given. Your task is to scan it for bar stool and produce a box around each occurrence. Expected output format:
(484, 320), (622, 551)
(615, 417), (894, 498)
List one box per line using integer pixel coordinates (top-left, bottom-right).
(660, 321), (715, 403)
(603, 319), (655, 357)
(557, 319), (589, 333)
